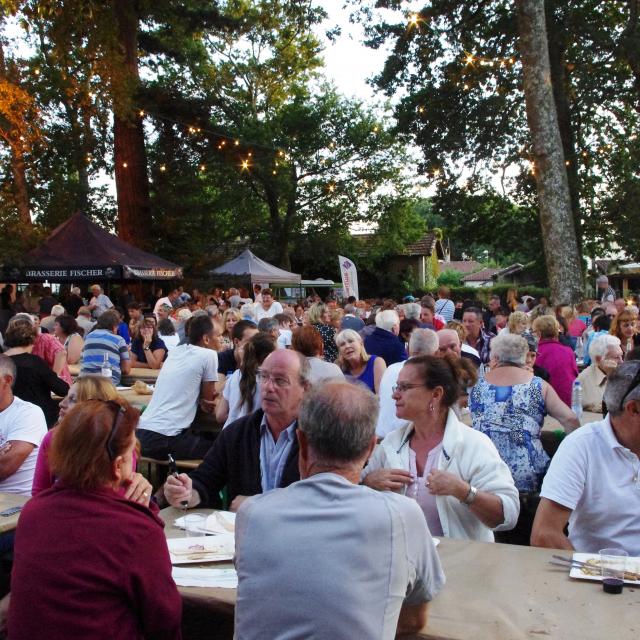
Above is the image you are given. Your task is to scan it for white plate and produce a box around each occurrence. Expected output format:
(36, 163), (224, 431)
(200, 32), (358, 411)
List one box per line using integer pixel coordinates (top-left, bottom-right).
(168, 535), (235, 565)
(174, 510), (236, 535)
(569, 552), (640, 585)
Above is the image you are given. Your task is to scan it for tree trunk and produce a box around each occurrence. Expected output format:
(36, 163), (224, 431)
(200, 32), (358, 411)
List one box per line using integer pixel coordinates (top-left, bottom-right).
(620, 0), (640, 111)
(113, 0), (151, 248)
(11, 145), (32, 227)
(0, 39), (32, 228)
(515, 0), (584, 303)
(545, 3), (582, 255)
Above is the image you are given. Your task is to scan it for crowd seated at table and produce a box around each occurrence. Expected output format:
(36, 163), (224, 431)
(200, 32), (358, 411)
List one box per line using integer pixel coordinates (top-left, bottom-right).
(0, 282), (639, 638)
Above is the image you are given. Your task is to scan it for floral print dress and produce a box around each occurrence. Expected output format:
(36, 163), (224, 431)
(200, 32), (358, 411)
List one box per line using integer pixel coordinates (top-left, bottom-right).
(469, 376), (550, 492)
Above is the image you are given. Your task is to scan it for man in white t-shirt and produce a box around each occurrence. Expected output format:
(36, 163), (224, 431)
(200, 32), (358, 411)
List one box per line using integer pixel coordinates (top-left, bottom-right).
(0, 355), (47, 496)
(88, 285), (114, 319)
(376, 329), (439, 438)
(137, 316), (219, 460)
(532, 361), (640, 555)
(254, 288), (283, 322)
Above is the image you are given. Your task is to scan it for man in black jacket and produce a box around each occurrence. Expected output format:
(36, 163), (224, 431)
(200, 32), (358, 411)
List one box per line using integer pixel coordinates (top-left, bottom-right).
(164, 349), (310, 511)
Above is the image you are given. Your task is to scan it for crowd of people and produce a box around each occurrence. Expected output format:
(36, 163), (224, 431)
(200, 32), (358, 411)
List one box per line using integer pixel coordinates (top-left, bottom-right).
(0, 275), (638, 638)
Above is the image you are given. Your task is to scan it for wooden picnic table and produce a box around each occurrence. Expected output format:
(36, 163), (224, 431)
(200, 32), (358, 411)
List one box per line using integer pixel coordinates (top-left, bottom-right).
(161, 506), (639, 640)
(68, 364), (160, 385)
(0, 493), (29, 534)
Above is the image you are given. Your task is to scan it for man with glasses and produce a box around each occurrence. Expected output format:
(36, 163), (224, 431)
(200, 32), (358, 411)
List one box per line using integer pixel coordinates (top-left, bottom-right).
(531, 361), (640, 554)
(164, 349), (310, 512)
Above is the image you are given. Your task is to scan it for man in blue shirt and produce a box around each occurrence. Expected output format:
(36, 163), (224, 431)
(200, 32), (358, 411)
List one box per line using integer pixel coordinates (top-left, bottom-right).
(164, 349), (309, 511)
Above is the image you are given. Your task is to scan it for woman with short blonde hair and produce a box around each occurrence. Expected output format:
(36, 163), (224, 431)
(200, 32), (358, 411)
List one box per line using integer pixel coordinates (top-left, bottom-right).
(335, 329), (385, 393)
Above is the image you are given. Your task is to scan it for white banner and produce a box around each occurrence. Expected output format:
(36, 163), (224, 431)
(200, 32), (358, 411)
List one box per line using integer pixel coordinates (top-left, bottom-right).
(338, 255), (359, 300)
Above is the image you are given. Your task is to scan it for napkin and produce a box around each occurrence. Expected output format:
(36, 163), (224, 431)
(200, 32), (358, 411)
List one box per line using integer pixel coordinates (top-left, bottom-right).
(172, 567), (238, 588)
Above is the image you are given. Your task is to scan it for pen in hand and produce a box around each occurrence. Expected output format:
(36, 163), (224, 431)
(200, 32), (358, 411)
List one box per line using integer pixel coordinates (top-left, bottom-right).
(167, 454), (189, 510)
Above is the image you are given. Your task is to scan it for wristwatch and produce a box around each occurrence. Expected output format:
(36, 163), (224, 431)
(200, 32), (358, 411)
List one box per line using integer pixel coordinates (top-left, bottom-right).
(461, 484), (478, 505)
(143, 346), (150, 351)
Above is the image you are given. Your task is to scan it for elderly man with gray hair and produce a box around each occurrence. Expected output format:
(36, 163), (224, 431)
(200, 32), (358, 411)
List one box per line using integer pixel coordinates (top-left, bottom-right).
(577, 334), (623, 412)
(364, 309), (407, 367)
(376, 329), (440, 438)
(532, 359), (640, 554)
(234, 380), (445, 640)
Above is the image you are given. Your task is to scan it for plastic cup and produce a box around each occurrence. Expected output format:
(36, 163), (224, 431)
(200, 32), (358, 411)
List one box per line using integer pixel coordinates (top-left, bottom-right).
(599, 548), (628, 594)
(184, 513), (207, 537)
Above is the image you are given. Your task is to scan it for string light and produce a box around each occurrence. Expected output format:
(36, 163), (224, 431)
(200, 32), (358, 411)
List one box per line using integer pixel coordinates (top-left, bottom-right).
(160, 164), (166, 172)
(328, 183), (335, 192)
(139, 110), (144, 117)
(408, 13), (420, 26)
(199, 164), (206, 172)
(462, 52), (517, 67)
(241, 159), (250, 171)
(34, 68), (40, 75)
(122, 162), (128, 168)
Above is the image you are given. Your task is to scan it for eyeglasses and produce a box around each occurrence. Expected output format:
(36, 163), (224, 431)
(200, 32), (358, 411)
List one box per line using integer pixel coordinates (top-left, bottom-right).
(392, 382), (425, 393)
(104, 400), (126, 461)
(256, 370), (291, 388)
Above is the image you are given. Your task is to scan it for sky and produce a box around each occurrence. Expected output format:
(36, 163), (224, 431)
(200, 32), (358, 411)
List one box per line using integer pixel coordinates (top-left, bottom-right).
(314, 1), (391, 103)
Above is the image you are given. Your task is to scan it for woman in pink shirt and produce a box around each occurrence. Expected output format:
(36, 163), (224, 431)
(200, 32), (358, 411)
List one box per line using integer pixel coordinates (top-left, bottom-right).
(532, 315), (578, 407)
(32, 376), (148, 501)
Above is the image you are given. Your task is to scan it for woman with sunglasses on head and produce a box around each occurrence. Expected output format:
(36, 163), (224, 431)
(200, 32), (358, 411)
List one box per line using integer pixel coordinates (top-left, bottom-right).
(362, 354), (519, 542)
(9, 398), (181, 640)
(31, 376), (151, 504)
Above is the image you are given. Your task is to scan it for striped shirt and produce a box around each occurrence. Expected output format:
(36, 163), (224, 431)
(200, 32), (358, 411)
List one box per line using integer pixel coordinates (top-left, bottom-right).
(80, 329), (130, 385)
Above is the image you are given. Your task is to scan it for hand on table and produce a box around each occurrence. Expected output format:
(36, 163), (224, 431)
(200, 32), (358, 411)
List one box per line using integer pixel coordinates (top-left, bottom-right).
(123, 473), (152, 507)
(427, 469), (468, 500)
(164, 473), (194, 508)
(362, 468), (413, 491)
(230, 495), (249, 513)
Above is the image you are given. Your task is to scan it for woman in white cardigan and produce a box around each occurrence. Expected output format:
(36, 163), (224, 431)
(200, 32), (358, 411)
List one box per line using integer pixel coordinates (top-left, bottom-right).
(362, 354), (519, 542)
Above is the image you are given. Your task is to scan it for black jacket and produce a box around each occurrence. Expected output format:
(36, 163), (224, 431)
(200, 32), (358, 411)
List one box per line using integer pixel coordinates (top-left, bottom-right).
(190, 409), (300, 507)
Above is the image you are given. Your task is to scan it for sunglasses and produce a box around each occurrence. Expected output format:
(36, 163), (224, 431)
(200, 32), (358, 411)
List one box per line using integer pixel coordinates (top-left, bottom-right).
(103, 400), (126, 461)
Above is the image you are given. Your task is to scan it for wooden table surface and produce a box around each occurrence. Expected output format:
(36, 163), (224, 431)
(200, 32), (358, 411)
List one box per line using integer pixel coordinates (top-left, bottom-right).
(161, 506), (639, 640)
(0, 493), (29, 534)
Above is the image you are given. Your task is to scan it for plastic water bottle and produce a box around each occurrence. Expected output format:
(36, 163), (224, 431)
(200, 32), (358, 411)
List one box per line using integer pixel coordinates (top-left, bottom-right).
(571, 379), (583, 423)
(101, 353), (112, 379)
(575, 336), (584, 361)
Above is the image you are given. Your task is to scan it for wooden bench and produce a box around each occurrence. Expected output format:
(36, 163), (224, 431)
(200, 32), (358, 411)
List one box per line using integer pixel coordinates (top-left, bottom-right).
(139, 456), (203, 489)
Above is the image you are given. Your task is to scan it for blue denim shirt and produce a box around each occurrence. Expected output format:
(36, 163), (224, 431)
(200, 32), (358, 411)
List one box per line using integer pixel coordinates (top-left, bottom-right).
(259, 415), (297, 492)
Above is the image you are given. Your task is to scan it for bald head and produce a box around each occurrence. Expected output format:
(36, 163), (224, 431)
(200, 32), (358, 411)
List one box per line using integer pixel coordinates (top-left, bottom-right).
(437, 329), (461, 358)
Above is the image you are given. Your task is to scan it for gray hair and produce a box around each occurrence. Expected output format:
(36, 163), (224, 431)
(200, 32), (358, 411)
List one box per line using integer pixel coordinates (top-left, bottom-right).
(589, 334), (621, 362)
(375, 309), (400, 331)
(490, 333), (528, 366)
(8, 312), (36, 328)
(204, 304), (219, 317)
(258, 317), (278, 333)
(402, 302), (421, 321)
(344, 304), (356, 315)
(71, 287), (81, 295)
(51, 304), (65, 317)
(0, 354), (16, 387)
(408, 328), (439, 357)
(603, 360), (640, 416)
(296, 351), (311, 386)
(298, 381), (377, 464)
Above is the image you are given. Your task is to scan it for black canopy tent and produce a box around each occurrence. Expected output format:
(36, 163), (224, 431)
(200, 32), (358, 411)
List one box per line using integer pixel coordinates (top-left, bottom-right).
(210, 249), (301, 285)
(1, 213), (182, 282)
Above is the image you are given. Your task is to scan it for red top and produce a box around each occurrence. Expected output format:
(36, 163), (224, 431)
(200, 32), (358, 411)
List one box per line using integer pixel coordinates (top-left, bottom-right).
(9, 485), (182, 640)
(32, 333), (72, 385)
